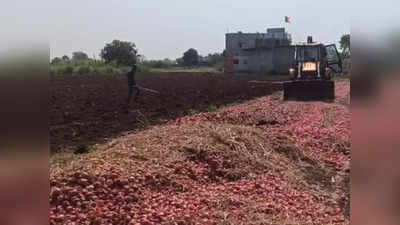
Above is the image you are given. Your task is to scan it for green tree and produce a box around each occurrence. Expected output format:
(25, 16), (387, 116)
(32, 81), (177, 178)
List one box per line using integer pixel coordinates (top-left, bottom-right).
(137, 54), (145, 63)
(72, 51), (89, 61)
(163, 58), (176, 66)
(182, 48), (199, 67)
(207, 53), (224, 67)
(141, 59), (176, 69)
(153, 60), (165, 68)
(100, 40), (138, 66)
(51, 57), (62, 65)
(339, 34), (350, 58)
(176, 57), (184, 67)
(62, 55), (70, 61)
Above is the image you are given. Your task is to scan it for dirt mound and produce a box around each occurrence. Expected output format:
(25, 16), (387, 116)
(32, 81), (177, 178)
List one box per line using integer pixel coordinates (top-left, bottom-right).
(52, 122), (333, 186)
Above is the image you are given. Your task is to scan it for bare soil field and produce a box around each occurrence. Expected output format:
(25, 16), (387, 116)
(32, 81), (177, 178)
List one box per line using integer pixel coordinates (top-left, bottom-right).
(50, 73), (350, 225)
(50, 72), (284, 153)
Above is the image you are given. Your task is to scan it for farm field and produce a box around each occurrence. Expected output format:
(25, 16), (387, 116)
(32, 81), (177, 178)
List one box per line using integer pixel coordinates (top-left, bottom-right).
(50, 73), (350, 225)
(50, 72), (285, 153)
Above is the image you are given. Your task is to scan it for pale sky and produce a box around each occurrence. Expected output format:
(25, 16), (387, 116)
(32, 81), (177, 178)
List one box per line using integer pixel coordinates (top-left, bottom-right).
(2, 0), (400, 60)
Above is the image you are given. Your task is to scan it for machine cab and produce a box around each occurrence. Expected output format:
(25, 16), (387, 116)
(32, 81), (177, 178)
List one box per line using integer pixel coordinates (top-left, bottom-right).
(295, 44), (324, 78)
(284, 37), (341, 101)
(290, 37), (342, 80)
(325, 44), (343, 74)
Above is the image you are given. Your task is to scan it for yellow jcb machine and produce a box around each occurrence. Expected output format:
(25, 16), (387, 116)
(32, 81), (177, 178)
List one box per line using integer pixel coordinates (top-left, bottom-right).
(284, 36), (342, 101)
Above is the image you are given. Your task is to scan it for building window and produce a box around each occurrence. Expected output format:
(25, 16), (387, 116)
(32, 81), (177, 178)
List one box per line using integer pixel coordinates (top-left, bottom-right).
(238, 43), (243, 48)
(233, 59), (239, 65)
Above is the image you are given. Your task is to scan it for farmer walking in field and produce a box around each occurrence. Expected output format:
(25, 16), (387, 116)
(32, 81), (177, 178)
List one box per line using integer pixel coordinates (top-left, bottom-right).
(126, 64), (140, 104)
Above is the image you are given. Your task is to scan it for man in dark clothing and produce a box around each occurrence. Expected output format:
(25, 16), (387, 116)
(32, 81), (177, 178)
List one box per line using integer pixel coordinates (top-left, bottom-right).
(126, 64), (140, 104)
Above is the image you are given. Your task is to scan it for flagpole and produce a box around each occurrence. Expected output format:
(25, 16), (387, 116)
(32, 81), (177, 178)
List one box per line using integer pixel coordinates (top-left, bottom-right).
(284, 16), (291, 43)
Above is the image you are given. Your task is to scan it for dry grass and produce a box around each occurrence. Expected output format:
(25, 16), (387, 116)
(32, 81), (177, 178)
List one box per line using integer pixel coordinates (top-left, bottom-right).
(51, 122), (337, 198)
(321, 106), (339, 127)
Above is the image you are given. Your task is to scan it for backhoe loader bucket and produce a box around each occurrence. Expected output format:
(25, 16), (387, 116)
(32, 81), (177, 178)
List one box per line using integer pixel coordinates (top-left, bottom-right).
(283, 80), (335, 101)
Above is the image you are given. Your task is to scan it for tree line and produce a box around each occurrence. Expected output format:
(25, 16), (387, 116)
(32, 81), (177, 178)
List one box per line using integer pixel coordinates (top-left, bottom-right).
(51, 34), (350, 75)
(339, 34), (350, 58)
(51, 40), (223, 75)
